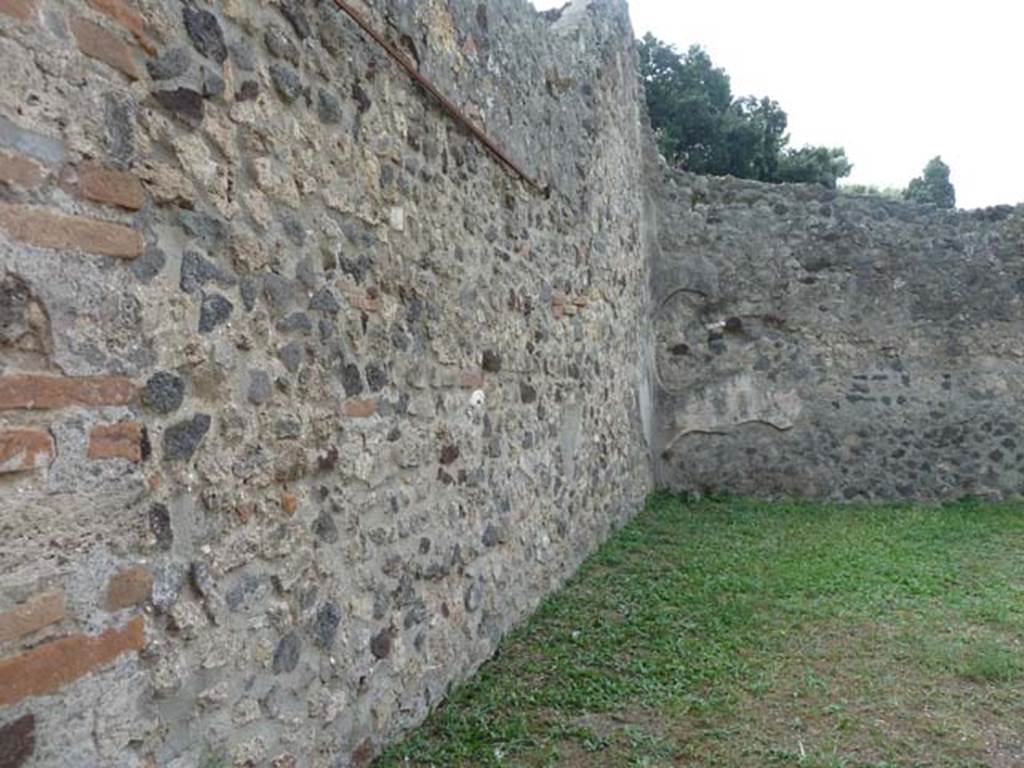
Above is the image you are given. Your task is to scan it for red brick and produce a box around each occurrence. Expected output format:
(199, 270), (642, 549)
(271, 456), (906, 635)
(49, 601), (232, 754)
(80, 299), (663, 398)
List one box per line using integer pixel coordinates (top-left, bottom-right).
(0, 713), (35, 768)
(76, 163), (146, 210)
(104, 566), (152, 611)
(0, 152), (44, 189)
(0, 375), (136, 411)
(86, 0), (154, 54)
(88, 421), (144, 462)
(0, 429), (54, 474)
(0, 204), (143, 259)
(0, 616), (144, 708)
(0, 0), (37, 21)
(341, 398), (377, 418)
(69, 16), (140, 80)
(0, 593), (66, 645)
(459, 371), (485, 389)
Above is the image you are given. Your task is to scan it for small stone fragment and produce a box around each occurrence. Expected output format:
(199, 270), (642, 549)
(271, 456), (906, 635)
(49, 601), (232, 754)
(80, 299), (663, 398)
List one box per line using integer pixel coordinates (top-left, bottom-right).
(149, 503), (173, 550)
(152, 88), (204, 128)
(147, 47), (191, 80)
(247, 370), (271, 405)
(179, 209), (227, 250)
(163, 413), (212, 461)
(264, 24), (299, 65)
(310, 288), (340, 315)
(482, 350), (502, 373)
(183, 5), (226, 63)
(313, 509), (338, 543)
(143, 371), (185, 414)
(340, 364), (363, 397)
(199, 293), (233, 333)
(317, 90), (342, 124)
(270, 63), (303, 103)
(277, 0), (311, 39)
(236, 80), (260, 102)
(278, 342), (304, 372)
(370, 628), (391, 660)
(180, 251), (220, 293)
(272, 632), (301, 673)
(312, 602), (341, 649)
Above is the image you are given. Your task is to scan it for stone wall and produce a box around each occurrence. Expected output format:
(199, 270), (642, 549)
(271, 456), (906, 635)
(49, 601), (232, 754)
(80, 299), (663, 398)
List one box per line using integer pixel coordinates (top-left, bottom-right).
(651, 165), (1024, 500)
(0, 0), (653, 765)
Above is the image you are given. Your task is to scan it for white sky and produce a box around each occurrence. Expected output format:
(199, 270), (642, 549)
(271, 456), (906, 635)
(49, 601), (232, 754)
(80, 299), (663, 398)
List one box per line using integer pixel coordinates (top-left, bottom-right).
(532, 0), (1023, 209)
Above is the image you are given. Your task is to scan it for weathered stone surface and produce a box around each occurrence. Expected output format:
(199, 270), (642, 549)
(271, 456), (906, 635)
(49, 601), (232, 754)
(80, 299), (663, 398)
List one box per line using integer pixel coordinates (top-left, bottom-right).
(269, 63), (303, 103)
(247, 369), (271, 404)
(143, 371), (185, 414)
(0, 1), (655, 764)
(651, 169), (1024, 501)
(182, 5), (226, 63)
(148, 503), (173, 551)
(163, 413), (211, 461)
(0, 115), (64, 165)
(147, 47), (191, 80)
(272, 632), (300, 673)
(0, 714), (35, 768)
(312, 602), (341, 649)
(151, 88), (204, 129)
(198, 292), (233, 333)
(264, 24), (299, 65)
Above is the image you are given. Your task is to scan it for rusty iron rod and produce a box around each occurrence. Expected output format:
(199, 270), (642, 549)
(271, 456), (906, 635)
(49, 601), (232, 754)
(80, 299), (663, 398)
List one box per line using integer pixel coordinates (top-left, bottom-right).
(329, 0), (549, 195)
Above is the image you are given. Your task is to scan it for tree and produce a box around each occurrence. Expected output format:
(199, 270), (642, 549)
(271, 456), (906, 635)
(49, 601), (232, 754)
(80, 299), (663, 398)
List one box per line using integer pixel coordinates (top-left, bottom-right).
(904, 156), (956, 208)
(776, 146), (853, 190)
(638, 34), (852, 189)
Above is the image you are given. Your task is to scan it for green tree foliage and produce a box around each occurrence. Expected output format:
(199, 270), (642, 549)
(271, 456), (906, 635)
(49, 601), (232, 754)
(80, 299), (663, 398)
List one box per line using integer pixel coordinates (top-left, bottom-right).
(904, 156), (956, 208)
(638, 34), (852, 189)
(840, 184), (904, 200)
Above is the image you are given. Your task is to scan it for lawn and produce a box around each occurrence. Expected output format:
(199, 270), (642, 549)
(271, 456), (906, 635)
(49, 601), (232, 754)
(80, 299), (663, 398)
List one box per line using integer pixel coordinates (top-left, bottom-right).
(376, 493), (1024, 767)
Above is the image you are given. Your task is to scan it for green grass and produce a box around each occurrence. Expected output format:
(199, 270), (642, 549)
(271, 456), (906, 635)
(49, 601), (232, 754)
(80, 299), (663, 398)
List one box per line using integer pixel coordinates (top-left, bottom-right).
(376, 493), (1024, 767)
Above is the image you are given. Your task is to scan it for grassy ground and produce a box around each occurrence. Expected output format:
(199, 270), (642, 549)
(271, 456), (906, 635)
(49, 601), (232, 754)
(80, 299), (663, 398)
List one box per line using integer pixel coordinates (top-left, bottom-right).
(376, 493), (1024, 767)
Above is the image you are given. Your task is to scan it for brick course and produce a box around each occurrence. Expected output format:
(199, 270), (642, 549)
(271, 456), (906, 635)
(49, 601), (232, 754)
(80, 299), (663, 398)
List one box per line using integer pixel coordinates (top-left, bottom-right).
(0, 616), (145, 708)
(0, 204), (143, 259)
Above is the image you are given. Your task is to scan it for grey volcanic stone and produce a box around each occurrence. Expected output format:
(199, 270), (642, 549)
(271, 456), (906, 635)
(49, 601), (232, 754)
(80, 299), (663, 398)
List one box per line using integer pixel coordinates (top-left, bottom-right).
(147, 47), (191, 80)
(273, 632), (301, 673)
(199, 293), (233, 333)
(317, 90), (342, 124)
(277, 0), (311, 39)
(248, 370), (272, 404)
(149, 503), (173, 551)
(152, 88), (204, 128)
(265, 24), (300, 65)
(270, 64), (303, 103)
(164, 414), (212, 461)
(144, 372), (185, 414)
(370, 628), (391, 660)
(183, 6), (227, 63)
(313, 602), (341, 649)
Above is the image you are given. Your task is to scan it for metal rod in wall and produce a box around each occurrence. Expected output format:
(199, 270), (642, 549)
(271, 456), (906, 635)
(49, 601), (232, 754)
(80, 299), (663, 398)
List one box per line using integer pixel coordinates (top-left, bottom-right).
(329, 0), (550, 196)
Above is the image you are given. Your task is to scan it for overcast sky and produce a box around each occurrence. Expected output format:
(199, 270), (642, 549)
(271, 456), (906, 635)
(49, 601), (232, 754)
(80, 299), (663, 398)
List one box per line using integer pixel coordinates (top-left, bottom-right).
(531, 0), (1022, 209)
